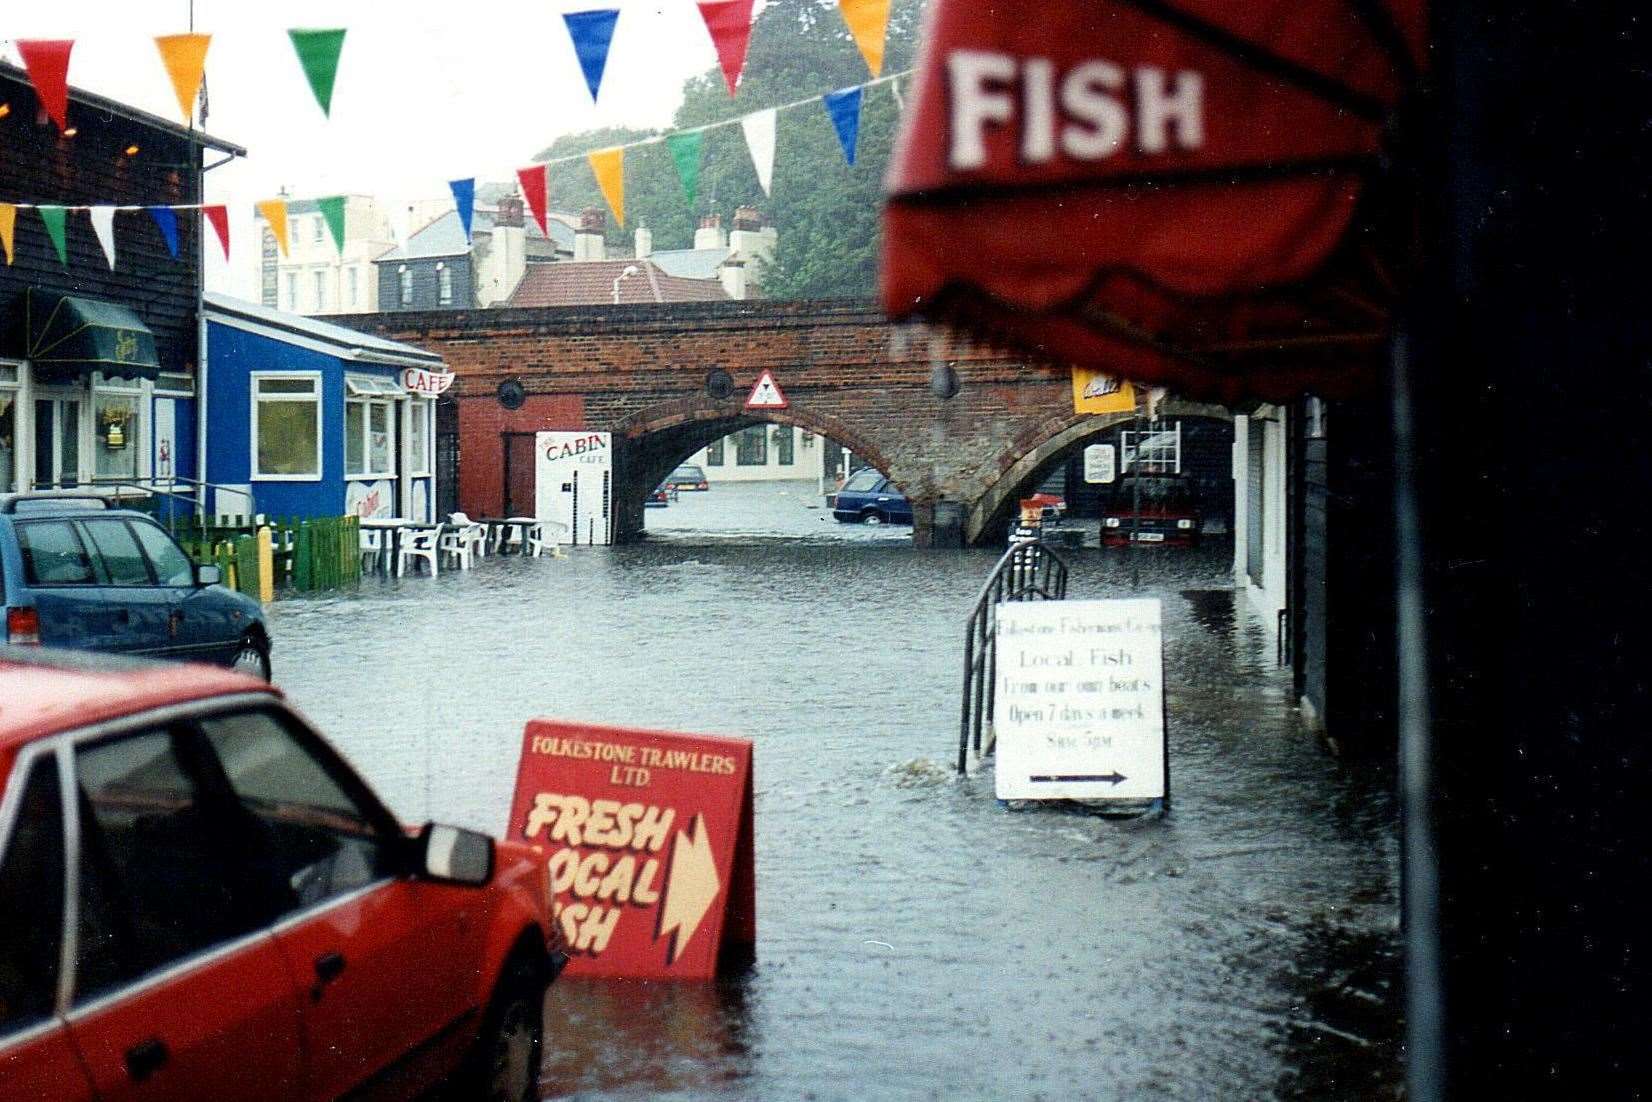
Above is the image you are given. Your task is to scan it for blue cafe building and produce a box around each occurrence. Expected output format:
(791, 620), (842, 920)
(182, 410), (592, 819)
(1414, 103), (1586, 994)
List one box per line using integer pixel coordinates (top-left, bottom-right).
(201, 293), (448, 522)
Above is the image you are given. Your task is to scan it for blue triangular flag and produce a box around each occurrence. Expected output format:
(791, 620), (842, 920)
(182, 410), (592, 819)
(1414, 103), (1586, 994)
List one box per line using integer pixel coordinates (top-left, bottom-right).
(822, 86), (863, 165)
(563, 9), (621, 102)
(147, 206), (180, 258)
(449, 178), (476, 243)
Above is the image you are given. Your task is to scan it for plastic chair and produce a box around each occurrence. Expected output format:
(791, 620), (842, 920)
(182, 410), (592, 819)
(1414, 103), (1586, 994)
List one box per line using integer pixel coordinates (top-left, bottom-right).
(359, 528), (386, 574)
(397, 524), (442, 578)
(438, 524), (474, 571)
(449, 512), (488, 559)
(525, 520), (569, 558)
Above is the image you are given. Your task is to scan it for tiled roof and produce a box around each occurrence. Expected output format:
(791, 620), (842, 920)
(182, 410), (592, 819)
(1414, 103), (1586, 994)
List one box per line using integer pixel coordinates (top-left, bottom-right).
(508, 260), (729, 307)
(650, 247), (734, 281)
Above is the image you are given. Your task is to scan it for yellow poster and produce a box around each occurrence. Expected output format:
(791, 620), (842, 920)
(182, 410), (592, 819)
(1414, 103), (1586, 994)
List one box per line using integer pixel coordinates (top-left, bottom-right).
(1072, 368), (1137, 414)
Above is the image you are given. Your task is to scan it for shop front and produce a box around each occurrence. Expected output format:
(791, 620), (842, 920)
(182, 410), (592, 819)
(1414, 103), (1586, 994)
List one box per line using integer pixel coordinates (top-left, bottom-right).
(202, 294), (448, 522)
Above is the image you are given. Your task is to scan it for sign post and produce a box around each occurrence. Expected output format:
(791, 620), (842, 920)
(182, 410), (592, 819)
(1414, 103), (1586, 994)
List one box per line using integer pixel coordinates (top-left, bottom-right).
(992, 599), (1168, 811)
(507, 720), (755, 980)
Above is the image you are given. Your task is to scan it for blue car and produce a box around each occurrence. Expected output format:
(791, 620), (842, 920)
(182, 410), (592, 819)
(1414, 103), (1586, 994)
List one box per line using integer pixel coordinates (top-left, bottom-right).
(1, 493), (272, 678)
(831, 468), (914, 525)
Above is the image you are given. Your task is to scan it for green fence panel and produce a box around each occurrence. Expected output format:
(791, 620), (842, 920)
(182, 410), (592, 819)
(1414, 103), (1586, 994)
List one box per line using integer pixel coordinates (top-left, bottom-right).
(294, 522), (313, 592)
(232, 535), (260, 598)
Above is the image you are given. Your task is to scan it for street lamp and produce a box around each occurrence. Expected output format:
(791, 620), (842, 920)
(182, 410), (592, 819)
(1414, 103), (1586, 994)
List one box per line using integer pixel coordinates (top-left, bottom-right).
(611, 264), (640, 304)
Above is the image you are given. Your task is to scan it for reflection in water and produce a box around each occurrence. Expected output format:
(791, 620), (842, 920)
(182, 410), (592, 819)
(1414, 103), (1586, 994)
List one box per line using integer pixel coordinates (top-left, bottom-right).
(269, 505), (1399, 1099)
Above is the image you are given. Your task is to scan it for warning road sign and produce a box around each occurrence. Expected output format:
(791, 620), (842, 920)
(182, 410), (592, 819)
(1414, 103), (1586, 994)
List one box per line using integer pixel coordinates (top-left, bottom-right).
(744, 370), (788, 409)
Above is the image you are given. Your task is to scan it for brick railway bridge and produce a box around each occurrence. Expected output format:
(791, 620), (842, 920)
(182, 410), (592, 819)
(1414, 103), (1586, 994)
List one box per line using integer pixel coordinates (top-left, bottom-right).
(342, 299), (1224, 546)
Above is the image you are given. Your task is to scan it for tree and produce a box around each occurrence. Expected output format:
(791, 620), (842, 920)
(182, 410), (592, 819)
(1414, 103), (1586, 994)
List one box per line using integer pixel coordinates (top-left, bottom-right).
(533, 0), (925, 298)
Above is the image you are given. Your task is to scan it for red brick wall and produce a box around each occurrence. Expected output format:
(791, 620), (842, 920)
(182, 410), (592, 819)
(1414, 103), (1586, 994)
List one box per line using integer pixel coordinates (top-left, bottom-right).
(456, 394), (585, 517)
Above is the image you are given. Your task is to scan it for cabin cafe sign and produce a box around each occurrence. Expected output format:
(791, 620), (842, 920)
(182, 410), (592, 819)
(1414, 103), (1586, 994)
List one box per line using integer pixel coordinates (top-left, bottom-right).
(400, 367), (454, 395)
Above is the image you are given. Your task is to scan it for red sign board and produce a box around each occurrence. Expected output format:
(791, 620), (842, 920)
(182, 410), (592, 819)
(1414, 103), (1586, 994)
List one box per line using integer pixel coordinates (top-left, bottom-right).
(507, 720), (755, 980)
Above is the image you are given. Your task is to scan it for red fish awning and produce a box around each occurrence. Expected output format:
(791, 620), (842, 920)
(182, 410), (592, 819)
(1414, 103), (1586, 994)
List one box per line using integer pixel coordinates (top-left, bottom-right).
(881, 0), (1424, 402)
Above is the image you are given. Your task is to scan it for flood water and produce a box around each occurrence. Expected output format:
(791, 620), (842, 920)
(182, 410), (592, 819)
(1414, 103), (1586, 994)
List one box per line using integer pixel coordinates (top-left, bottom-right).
(268, 482), (1401, 1100)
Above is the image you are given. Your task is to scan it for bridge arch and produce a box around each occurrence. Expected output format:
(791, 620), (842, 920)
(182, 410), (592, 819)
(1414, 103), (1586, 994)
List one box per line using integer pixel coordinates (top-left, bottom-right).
(963, 411), (1141, 544)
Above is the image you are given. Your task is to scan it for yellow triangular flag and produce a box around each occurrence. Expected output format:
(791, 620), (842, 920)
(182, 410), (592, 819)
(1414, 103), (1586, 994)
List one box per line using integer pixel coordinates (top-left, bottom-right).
(588, 147), (625, 227)
(838, 0), (890, 77)
(154, 34), (212, 124)
(257, 199), (290, 257)
(0, 204), (16, 264)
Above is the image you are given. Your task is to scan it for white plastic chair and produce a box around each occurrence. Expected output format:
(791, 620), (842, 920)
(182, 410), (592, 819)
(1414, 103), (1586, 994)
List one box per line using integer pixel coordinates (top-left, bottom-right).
(359, 528), (386, 574)
(449, 512), (488, 559)
(438, 524), (474, 571)
(397, 524), (442, 577)
(525, 520), (569, 558)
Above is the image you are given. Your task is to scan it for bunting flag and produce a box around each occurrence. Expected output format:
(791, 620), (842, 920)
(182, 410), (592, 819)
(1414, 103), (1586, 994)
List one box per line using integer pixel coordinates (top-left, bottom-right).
(450, 178), (476, 243)
(154, 33), (211, 124)
(0, 204), (16, 265)
(665, 131), (703, 209)
(202, 205), (230, 261)
(698, 0), (757, 96)
(88, 207), (118, 269)
(317, 195), (347, 254)
(822, 86), (863, 165)
(288, 28), (348, 117)
(147, 206), (180, 258)
(16, 40), (74, 132)
(563, 9), (621, 103)
(588, 148), (625, 226)
(837, 0), (890, 78)
(741, 108), (777, 196)
(257, 199), (290, 257)
(517, 164), (550, 237)
(37, 206), (68, 265)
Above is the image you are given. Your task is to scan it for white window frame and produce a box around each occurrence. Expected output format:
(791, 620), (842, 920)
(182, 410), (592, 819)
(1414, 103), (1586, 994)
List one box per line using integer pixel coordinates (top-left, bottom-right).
(0, 360), (21, 495)
(283, 272), (298, 312)
(346, 266), (359, 308)
(437, 265), (453, 306)
(398, 267), (413, 307)
(313, 269), (328, 313)
(343, 375), (404, 481)
(409, 398), (433, 476)
(249, 372), (323, 482)
(313, 216), (324, 245)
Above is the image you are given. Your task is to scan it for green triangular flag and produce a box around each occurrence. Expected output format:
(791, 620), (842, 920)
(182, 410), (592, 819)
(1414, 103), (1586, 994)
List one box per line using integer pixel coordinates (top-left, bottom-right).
(666, 131), (703, 211)
(288, 28), (347, 117)
(317, 196), (347, 255)
(38, 206), (68, 265)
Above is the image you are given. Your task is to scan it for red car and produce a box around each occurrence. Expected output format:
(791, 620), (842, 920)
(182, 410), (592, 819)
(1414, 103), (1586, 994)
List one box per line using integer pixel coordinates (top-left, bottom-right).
(0, 649), (565, 1102)
(1100, 473), (1202, 547)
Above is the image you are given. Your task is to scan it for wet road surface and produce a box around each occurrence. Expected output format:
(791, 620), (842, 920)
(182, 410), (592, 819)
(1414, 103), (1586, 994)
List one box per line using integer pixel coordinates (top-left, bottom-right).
(269, 482), (1401, 1099)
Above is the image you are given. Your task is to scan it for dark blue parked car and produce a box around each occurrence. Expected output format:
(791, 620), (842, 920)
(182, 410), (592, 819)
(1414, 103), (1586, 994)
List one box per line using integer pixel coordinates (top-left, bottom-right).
(831, 468), (914, 526)
(0, 493), (272, 678)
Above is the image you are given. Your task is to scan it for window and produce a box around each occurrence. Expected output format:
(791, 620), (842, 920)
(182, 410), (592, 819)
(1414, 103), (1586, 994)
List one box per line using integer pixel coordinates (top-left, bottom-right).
(346, 266), (359, 307)
(776, 425), (794, 466)
(284, 272), (298, 312)
(131, 521), (196, 586)
(345, 385), (398, 479)
(369, 403), (391, 473)
(0, 378), (17, 494)
(843, 467), (883, 493)
(93, 391), (139, 480)
(410, 400), (431, 475)
(18, 521), (96, 584)
(438, 265), (453, 306)
(199, 709), (394, 913)
(399, 267), (413, 307)
(345, 401), (365, 474)
(252, 375), (321, 479)
(83, 519), (152, 585)
(73, 728), (285, 1002)
(0, 757), (64, 1033)
(312, 216), (324, 245)
(706, 438), (724, 466)
(735, 425), (767, 466)
(313, 270), (327, 312)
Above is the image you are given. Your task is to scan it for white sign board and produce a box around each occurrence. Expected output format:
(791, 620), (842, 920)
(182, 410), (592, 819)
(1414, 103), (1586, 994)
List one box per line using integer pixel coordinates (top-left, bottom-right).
(993, 599), (1166, 801)
(535, 431), (612, 545)
(1083, 443), (1117, 484)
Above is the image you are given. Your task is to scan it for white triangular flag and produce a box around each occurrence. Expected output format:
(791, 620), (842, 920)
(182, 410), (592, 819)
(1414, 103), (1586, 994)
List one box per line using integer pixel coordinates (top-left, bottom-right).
(89, 206), (118, 269)
(741, 108), (777, 196)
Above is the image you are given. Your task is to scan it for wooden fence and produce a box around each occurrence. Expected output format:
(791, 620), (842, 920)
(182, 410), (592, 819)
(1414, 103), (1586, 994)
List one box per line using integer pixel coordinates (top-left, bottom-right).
(165, 514), (361, 598)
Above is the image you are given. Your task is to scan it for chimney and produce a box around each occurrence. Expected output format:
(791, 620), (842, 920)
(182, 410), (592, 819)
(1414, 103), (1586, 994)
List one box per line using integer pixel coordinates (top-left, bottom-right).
(575, 206), (606, 261)
(694, 213), (726, 251)
(634, 222), (652, 259)
(732, 205), (763, 233)
(729, 206), (776, 282)
(495, 196), (524, 228)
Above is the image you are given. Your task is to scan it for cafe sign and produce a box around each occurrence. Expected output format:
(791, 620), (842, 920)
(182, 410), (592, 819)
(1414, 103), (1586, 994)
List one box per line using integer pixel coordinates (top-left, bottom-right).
(400, 366), (454, 395)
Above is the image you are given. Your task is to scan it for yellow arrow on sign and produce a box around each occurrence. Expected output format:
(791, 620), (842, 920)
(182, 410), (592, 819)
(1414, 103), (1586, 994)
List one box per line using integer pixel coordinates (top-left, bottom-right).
(659, 813), (721, 965)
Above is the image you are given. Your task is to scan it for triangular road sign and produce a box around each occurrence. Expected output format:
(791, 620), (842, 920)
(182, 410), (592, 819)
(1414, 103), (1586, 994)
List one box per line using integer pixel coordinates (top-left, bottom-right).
(745, 369), (788, 409)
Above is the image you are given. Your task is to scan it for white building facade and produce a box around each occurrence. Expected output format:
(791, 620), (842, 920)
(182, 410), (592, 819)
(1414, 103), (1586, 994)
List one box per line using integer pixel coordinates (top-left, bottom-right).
(261, 195), (396, 316)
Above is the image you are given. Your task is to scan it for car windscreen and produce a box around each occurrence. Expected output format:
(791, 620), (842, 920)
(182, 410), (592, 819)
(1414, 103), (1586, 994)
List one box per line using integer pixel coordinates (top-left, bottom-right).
(672, 466), (703, 480)
(842, 468), (883, 493)
(1111, 478), (1194, 508)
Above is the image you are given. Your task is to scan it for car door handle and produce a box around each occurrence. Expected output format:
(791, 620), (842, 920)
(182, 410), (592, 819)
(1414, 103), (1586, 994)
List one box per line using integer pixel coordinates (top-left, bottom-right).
(311, 951), (347, 1001)
(125, 1037), (169, 1083)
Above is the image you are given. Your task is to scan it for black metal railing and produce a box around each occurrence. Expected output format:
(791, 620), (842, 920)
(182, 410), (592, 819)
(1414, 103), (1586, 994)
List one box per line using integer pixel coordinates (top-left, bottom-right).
(959, 539), (1070, 773)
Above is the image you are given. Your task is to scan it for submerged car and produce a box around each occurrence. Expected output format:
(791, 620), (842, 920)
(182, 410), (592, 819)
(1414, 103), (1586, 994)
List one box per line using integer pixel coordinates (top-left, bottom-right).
(1100, 473), (1202, 547)
(831, 468), (914, 525)
(0, 648), (565, 1101)
(0, 493), (272, 678)
(646, 483), (673, 508)
(664, 464), (709, 491)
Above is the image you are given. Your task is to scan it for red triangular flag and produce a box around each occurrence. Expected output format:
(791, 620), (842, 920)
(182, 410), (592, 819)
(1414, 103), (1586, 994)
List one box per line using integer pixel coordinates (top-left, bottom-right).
(697, 0), (757, 96)
(17, 40), (75, 131)
(202, 205), (230, 261)
(516, 164), (550, 237)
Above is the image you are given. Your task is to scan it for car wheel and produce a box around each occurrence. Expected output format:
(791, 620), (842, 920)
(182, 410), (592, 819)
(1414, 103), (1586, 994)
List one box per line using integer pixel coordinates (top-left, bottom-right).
(231, 634), (271, 681)
(465, 961), (544, 1102)
(861, 510), (883, 526)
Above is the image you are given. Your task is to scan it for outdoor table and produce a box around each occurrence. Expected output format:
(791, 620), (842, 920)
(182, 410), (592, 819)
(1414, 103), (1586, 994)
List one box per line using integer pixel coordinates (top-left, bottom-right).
(360, 517), (438, 573)
(479, 516), (537, 554)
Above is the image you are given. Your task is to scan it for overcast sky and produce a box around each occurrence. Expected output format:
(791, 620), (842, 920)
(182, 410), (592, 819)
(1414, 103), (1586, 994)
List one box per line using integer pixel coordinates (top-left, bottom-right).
(4, 1), (735, 294)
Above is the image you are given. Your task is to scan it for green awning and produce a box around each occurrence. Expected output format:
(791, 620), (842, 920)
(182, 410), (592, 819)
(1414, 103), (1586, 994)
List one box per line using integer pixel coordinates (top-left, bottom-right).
(24, 289), (160, 382)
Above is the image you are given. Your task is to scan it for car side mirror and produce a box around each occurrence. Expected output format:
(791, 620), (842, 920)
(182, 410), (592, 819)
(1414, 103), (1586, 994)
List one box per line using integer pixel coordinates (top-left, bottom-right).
(195, 564), (222, 586)
(415, 822), (494, 887)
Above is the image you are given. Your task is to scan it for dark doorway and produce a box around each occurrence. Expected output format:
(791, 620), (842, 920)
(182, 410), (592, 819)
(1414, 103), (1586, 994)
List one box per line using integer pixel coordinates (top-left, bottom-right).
(435, 397), (459, 518)
(502, 432), (538, 517)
